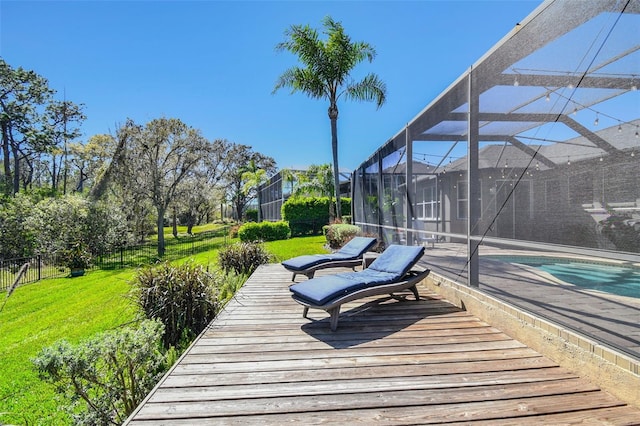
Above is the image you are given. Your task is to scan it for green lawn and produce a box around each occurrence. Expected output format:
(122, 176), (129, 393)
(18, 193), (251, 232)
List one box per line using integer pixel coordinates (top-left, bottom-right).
(0, 234), (328, 425)
(154, 222), (232, 241)
(0, 269), (138, 425)
(265, 234), (328, 262)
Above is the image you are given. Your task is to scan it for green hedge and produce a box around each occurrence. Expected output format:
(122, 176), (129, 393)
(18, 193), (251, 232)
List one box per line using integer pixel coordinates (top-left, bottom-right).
(238, 221), (290, 242)
(282, 197), (351, 237)
(244, 209), (258, 222)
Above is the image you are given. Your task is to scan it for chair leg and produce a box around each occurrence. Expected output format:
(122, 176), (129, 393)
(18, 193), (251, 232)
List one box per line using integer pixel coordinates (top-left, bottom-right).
(302, 306), (309, 318)
(328, 306), (341, 331)
(410, 285), (420, 300)
(291, 273), (297, 281)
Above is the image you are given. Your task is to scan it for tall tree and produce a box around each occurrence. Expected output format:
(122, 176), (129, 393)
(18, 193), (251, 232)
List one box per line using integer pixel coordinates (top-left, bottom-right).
(43, 100), (85, 193)
(273, 16), (386, 219)
(169, 138), (232, 234)
(0, 59), (54, 195)
(117, 118), (208, 256)
(89, 125), (132, 201)
(69, 134), (113, 193)
(223, 144), (276, 221)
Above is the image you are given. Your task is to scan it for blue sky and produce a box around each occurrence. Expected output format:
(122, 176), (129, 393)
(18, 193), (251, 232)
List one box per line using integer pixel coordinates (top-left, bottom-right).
(1, 0), (542, 171)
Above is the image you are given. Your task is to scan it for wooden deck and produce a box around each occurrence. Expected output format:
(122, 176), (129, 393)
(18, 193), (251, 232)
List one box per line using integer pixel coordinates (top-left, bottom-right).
(126, 264), (640, 425)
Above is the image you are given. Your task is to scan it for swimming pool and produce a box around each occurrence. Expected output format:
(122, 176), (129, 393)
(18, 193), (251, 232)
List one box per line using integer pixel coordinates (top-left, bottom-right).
(484, 255), (640, 299)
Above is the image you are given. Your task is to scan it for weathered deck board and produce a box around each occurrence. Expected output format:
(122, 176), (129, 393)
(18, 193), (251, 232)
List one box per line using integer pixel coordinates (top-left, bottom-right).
(126, 263), (640, 425)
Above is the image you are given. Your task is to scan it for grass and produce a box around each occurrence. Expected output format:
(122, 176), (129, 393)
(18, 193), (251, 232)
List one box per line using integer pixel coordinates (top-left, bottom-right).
(0, 234), (328, 424)
(264, 234), (328, 262)
(152, 222), (232, 241)
(0, 268), (138, 425)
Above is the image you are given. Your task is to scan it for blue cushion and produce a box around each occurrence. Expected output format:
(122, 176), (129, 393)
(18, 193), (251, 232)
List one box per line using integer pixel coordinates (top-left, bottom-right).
(282, 237), (376, 271)
(290, 269), (396, 305)
(289, 244), (425, 305)
(369, 245), (425, 276)
(337, 237), (376, 257)
(282, 253), (355, 272)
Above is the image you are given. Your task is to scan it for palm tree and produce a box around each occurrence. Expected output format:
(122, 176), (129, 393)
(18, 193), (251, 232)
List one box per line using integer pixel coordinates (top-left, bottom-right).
(291, 164), (337, 218)
(293, 164), (334, 199)
(241, 159), (269, 221)
(273, 16), (386, 219)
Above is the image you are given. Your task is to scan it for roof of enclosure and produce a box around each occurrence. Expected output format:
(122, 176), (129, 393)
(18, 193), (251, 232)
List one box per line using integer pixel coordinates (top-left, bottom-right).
(359, 0), (639, 171)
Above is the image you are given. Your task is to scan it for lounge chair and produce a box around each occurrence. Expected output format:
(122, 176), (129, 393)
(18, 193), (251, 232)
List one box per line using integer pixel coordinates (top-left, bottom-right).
(289, 244), (430, 331)
(282, 236), (377, 281)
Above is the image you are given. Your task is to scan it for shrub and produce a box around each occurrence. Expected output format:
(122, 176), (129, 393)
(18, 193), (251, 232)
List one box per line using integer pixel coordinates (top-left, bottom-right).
(0, 193), (134, 261)
(0, 193), (36, 259)
(133, 261), (218, 350)
(62, 242), (93, 273)
(324, 224), (361, 248)
(218, 241), (272, 275)
(282, 196), (351, 236)
(217, 272), (249, 305)
(244, 209), (258, 222)
(238, 221), (290, 242)
(32, 319), (167, 425)
(281, 197), (330, 236)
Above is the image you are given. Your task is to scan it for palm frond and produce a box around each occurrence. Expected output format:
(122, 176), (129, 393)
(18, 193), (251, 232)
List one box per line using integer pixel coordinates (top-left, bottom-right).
(274, 16), (386, 109)
(276, 24), (323, 68)
(344, 74), (387, 108)
(273, 67), (326, 99)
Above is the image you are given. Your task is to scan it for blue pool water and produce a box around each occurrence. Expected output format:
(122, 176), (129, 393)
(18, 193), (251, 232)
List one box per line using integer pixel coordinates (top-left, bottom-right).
(485, 256), (640, 299)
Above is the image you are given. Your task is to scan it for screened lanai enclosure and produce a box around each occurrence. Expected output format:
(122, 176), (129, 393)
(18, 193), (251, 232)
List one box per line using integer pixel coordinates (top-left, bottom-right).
(354, 0), (639, 272)
(352, 0), (640, 357)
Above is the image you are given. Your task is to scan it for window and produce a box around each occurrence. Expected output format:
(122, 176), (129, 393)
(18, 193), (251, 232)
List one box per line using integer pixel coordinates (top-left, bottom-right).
(457, 183), (467, 220)
(457, 180), (482, 220)
(417, 184), (439, 220)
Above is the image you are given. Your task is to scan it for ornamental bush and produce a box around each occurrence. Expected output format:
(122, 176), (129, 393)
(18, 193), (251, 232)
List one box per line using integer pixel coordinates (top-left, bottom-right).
(32, 319), (167, 425)
(218, 241), (272, 275)
(324, 224), (361, 248)
(237, 221), (290, 242)
(133, 261), (218, 350)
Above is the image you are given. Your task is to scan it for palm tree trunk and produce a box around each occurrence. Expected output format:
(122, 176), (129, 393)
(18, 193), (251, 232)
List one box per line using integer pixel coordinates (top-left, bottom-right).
(330, 108), (341, 220)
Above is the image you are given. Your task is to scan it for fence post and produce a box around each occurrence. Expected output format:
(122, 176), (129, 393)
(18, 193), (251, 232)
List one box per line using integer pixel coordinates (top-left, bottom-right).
(120, 247), (124, 269)
(37, 254), (42, 281)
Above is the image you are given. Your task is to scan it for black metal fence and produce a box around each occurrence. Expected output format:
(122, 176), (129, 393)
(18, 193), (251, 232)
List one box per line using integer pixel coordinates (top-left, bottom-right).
(0, 253), (68, 292)
(0, 226), (231, 292)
